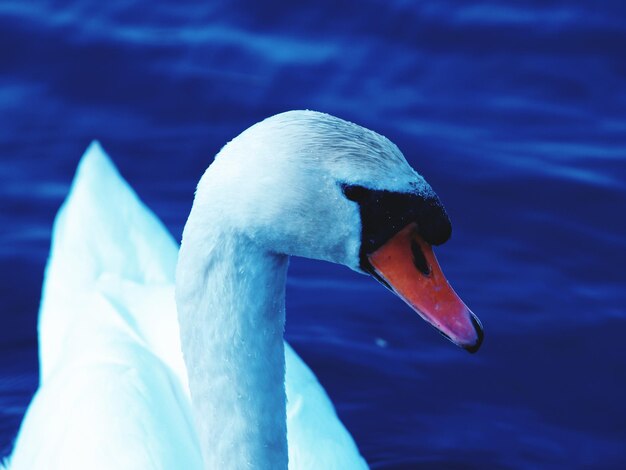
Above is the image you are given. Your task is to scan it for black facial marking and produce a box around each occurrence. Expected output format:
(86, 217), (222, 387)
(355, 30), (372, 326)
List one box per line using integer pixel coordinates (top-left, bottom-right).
(342, 184), (451, 271)
(410, 238), (430, 276)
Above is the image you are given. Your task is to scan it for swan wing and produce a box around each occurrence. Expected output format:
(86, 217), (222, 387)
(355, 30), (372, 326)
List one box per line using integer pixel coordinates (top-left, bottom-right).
(10, 143), (367, 469)
(10, 143), (201, 469)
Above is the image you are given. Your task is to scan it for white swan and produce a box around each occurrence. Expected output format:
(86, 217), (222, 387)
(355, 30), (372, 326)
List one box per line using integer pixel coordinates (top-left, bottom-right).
(7, 111), (482, 470)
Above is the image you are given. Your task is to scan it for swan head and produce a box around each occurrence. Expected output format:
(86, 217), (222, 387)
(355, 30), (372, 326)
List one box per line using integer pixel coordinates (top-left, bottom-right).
(196, 110), (483, 352)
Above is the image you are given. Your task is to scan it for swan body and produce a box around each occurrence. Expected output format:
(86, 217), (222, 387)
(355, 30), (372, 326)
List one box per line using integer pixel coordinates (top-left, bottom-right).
(8, 111), (482, 469)
(9, 136), (366, 469)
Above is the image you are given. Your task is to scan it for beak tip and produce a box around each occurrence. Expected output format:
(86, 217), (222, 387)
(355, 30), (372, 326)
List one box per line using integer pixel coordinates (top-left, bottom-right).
(462, 312), (484, 354)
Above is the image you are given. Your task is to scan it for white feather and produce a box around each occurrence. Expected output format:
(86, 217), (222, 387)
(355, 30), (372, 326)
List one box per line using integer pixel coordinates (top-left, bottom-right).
(10, 137), (367, 469)
(11, 111), (428, 469)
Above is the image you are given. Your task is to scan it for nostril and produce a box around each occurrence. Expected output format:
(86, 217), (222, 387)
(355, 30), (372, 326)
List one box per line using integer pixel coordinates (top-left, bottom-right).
(410, 238), (430, 276)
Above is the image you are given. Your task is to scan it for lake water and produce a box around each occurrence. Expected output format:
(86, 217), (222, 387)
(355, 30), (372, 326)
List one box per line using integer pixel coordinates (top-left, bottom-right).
(1, 1), (625, 468)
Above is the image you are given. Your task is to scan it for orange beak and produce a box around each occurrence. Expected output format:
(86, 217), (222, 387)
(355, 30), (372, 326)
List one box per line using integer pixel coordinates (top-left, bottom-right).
(368, 223), (483, 352)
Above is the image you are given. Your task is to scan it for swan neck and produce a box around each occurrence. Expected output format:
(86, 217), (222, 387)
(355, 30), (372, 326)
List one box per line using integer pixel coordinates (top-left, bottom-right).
(176, 222), (289, 470)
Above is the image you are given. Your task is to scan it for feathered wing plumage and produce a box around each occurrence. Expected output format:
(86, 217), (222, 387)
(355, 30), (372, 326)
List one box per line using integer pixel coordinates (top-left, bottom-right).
(9, 143), (366, 469)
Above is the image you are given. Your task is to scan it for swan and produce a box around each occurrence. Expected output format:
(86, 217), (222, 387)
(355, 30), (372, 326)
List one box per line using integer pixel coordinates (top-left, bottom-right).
(6, 110), (482, 470)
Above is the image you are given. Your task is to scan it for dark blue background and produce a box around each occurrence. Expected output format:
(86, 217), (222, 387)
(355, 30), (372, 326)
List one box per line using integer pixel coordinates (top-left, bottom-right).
(1, 1), (626, 468)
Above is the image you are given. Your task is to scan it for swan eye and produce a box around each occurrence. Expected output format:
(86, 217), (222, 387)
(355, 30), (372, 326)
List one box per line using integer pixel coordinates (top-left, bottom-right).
(340, 182), (451, 271)
(342, 184), (369, 203)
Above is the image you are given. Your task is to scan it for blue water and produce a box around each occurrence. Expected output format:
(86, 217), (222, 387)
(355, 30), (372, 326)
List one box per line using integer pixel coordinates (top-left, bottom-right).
(1, 1), (626, 467)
